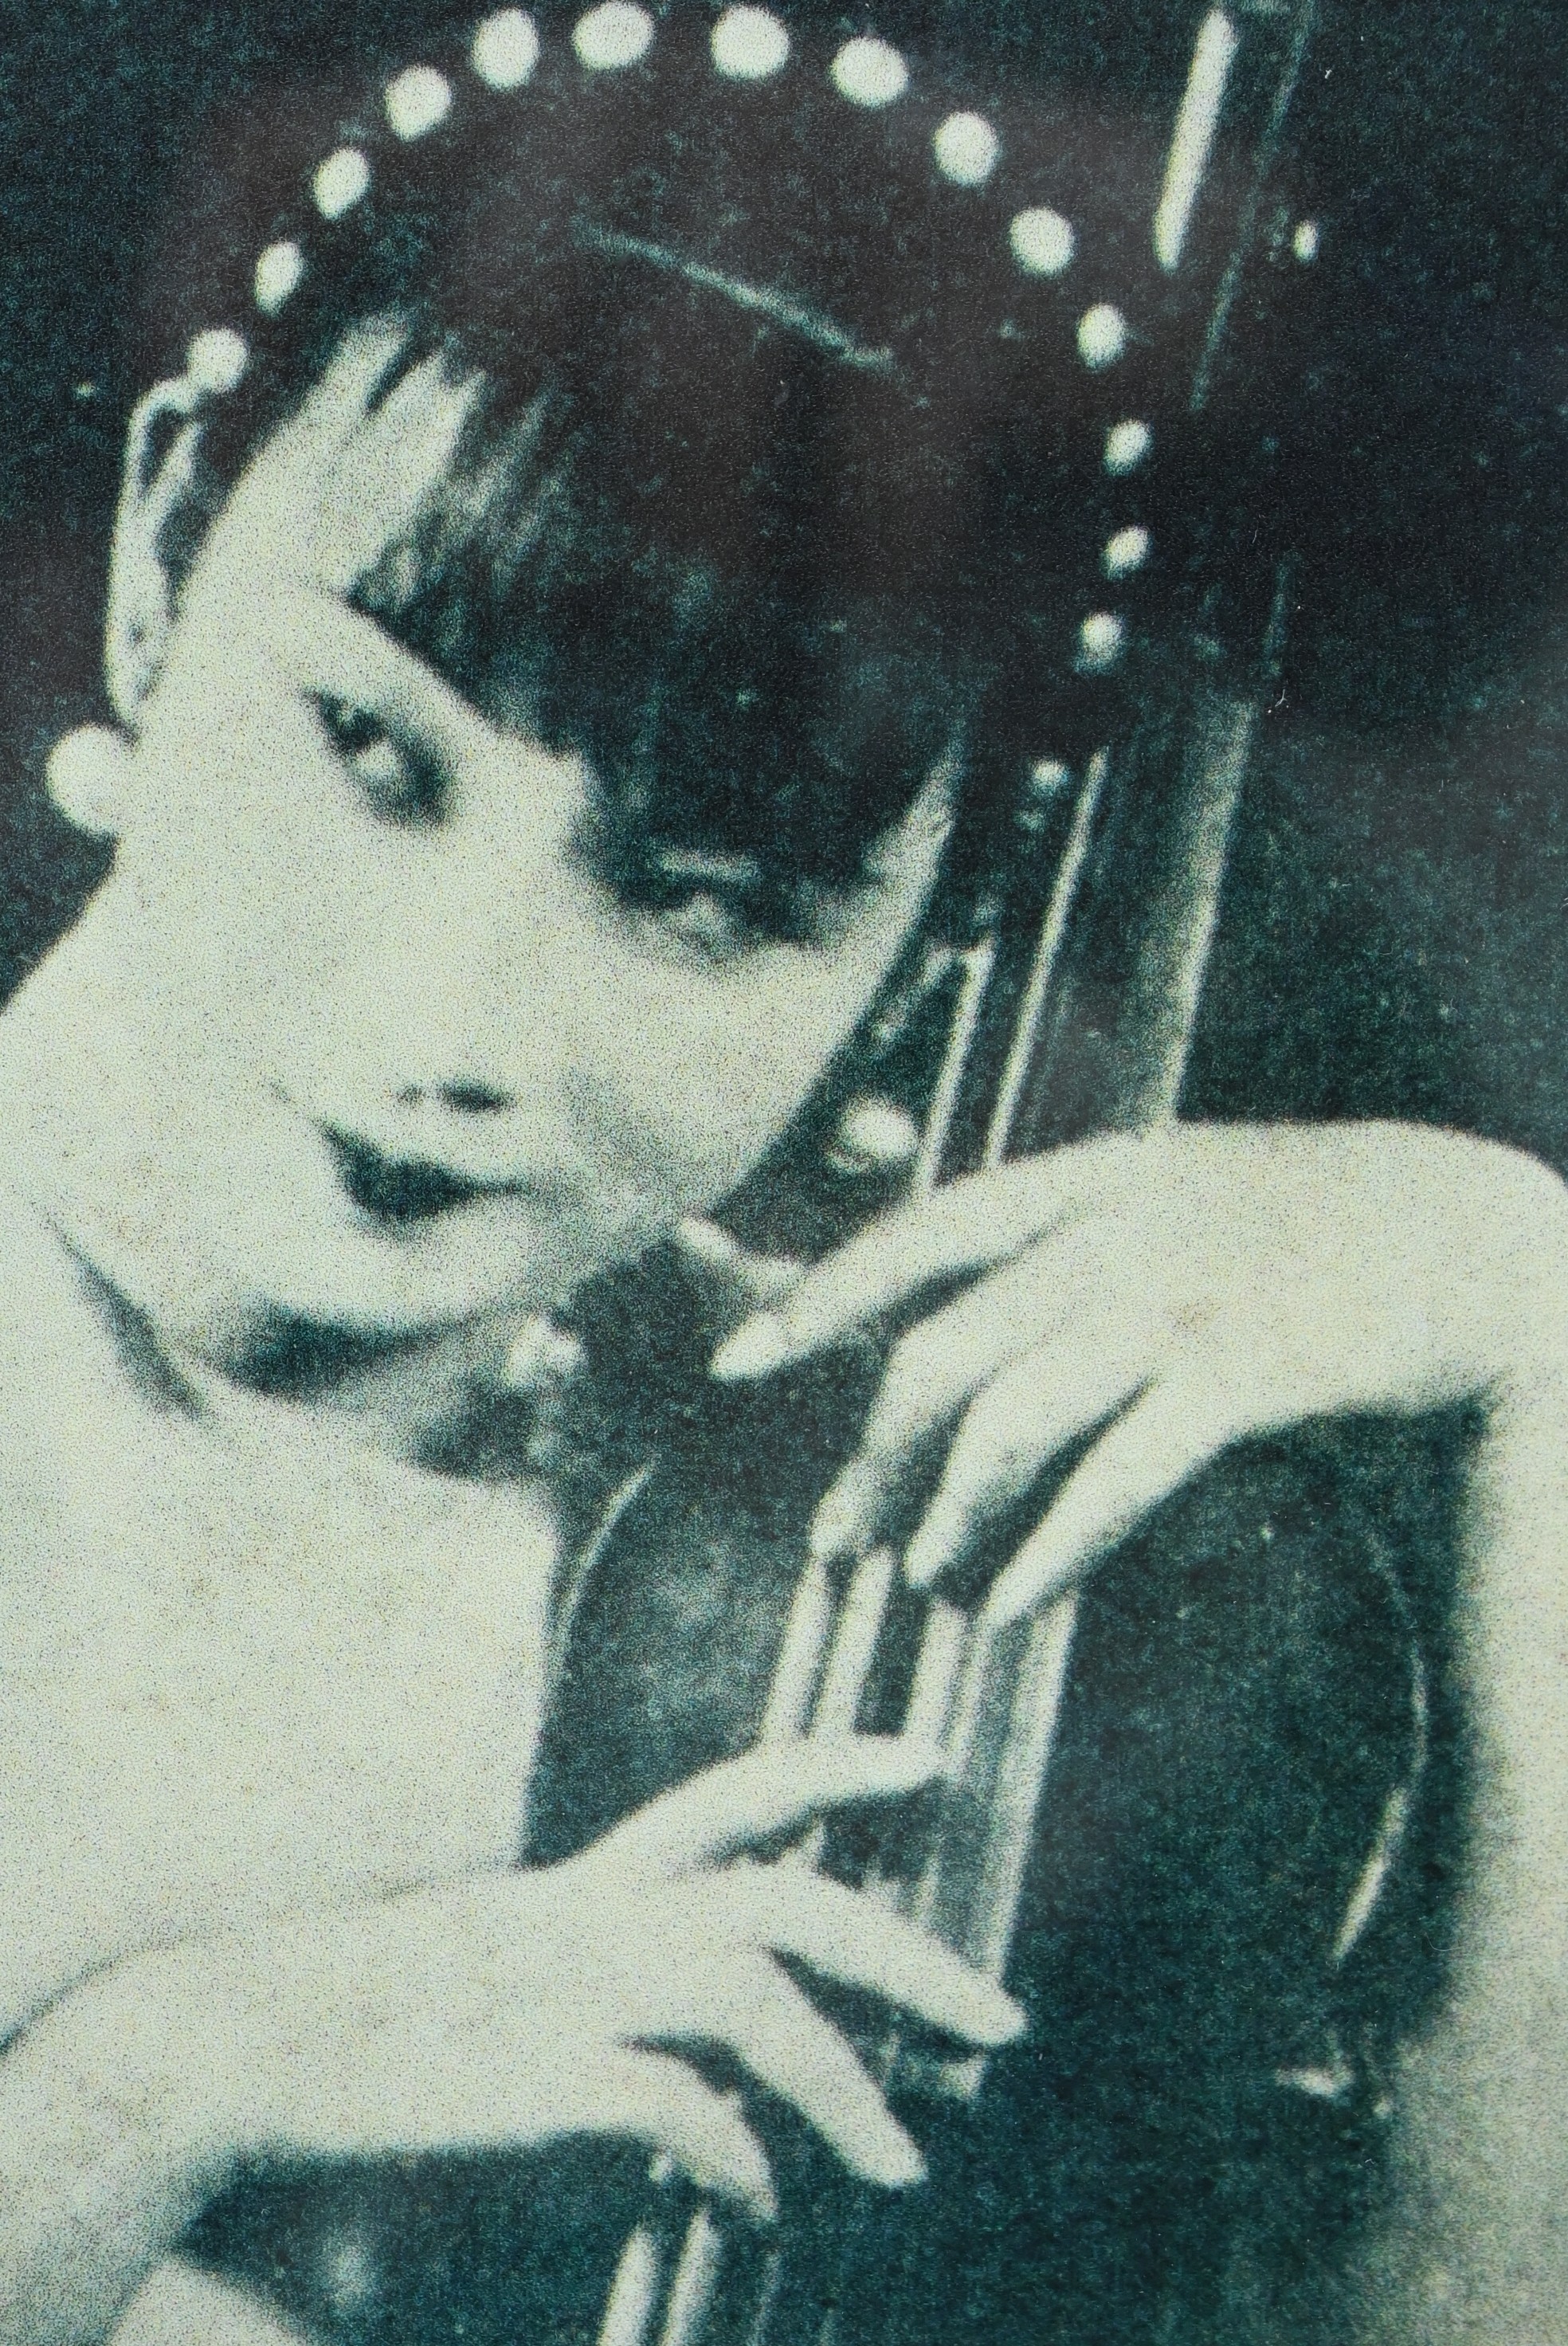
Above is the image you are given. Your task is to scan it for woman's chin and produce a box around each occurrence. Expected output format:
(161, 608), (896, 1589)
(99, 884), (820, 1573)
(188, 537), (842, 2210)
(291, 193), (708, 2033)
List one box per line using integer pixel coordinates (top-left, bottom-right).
(29, 1117), (664, 1379)
(199, 1219), (565, 1348)
(194, 1304), (457, 1401)
(155, 1183), (656, 1370)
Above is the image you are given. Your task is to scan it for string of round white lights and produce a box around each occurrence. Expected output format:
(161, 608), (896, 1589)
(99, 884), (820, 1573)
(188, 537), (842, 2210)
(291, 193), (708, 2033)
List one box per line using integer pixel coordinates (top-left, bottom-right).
(151, 5), (1157, 714)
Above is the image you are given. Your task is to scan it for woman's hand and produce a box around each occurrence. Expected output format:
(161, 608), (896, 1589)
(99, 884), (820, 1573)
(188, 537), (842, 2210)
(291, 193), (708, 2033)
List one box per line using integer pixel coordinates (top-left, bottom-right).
(711, 1120), (1568, 1626)
(227, 1736), (1021, 2222)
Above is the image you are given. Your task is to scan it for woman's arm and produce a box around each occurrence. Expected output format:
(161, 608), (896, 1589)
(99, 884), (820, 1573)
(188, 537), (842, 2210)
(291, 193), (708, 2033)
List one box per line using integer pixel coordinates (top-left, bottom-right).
(0, 1737), (1017, 2346)
(711, 1120), (1568, 2340)
(112, 2263), (311, 2344)
(1351, 1353), (1568, 2342)
(0, 1940), (247, 2345)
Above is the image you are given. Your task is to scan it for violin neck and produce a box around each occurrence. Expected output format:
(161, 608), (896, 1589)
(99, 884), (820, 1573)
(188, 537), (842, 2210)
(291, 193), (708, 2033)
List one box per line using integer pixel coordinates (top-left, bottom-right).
(927, 676), (1265, 1196)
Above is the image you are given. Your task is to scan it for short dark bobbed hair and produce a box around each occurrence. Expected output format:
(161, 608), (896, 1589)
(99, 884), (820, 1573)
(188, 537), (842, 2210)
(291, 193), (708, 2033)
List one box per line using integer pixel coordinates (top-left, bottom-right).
(143, 8), (1154, 910)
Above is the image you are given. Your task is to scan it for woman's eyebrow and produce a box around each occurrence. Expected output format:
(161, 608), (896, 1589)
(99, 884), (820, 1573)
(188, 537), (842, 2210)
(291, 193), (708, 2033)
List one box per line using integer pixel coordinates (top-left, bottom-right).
(278, 590), (511, 761)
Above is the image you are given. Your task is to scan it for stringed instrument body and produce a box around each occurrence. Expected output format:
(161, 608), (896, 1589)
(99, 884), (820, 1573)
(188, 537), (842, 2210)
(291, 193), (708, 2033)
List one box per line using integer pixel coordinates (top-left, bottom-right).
(187, 1285), (1422, 2346)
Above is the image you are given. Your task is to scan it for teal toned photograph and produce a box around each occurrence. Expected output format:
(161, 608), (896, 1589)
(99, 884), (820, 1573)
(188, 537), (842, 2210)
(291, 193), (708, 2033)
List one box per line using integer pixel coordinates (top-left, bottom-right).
(0, 5), (1564, 2339)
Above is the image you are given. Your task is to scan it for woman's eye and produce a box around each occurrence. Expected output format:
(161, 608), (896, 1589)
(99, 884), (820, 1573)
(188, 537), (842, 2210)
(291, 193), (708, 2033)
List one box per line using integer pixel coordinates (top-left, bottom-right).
(312, 695), (449, 826)
(571, 811), (810, 962)
(653, 886), (758, 960)
(629, 853), (788, 962)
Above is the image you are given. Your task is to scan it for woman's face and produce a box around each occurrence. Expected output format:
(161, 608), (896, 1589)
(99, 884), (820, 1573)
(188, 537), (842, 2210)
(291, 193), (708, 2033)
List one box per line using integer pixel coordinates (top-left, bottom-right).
(58, 332), (947, 1367)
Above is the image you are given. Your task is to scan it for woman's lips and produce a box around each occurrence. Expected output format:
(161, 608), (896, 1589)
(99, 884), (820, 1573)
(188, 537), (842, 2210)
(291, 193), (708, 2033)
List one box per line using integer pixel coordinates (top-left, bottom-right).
(322, 1127), (523, 1226)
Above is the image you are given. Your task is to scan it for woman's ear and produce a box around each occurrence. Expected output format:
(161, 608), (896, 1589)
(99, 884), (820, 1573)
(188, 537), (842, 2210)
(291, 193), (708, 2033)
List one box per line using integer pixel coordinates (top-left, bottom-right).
(104, 391), (196, 727)
(103, 331), (248, 727)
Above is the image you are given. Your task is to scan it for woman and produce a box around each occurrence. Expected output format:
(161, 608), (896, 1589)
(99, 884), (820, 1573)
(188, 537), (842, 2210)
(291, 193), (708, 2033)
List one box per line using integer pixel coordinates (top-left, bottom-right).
(0, 7), (1564, 2340)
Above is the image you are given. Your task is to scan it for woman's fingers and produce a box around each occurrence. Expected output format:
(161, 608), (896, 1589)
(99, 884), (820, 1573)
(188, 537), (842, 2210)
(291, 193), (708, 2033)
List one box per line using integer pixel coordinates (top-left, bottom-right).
(598, 2048), (778, 2221)
(807, 1222), (1152, 1567)
(809, 1262), (1058, 1563)
(604, 1736), (942, 1873)
(901, 1345), (1147, 1591)
(982, 1379), (1237, 1627)
(711, 1151), (1143, 1382)
(718, 1964), (925, 2187)
(732, 1865), (1025, 2048)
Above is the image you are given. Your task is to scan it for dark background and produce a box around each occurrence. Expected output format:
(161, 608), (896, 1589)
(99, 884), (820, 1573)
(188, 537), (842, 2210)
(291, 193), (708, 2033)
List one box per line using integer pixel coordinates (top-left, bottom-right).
(1, 0), (1565, 1161)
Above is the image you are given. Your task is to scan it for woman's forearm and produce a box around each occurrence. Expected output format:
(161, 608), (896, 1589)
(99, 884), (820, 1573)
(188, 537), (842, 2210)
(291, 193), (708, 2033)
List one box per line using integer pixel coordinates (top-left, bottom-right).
(0, 1942), (253, 2345)
(1350, 1354), (1568, 2343)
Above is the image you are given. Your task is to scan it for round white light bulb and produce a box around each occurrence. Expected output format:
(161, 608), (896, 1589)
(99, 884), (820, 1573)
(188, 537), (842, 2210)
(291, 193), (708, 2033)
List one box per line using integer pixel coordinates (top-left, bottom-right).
(471, 10), (540, 88)
(573, 2), (654, 70)
(711, 7), (790, 79)
(829, 36), (908, 107)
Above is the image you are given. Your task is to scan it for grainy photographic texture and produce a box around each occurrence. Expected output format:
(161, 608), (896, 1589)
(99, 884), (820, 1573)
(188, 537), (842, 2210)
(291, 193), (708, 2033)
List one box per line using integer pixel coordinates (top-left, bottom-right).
(0, 3), (1566, 2341)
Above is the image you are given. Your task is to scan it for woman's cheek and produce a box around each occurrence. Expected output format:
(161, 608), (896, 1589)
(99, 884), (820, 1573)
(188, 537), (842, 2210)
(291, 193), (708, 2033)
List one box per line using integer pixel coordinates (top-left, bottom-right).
(625, 964), (852, 1193)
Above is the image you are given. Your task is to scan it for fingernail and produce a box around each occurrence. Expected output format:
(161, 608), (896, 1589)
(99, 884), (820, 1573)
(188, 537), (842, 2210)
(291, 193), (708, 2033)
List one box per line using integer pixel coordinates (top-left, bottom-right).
(712, 2164), (778, 2225)
(676, 1215), (740, 1269)
(879, 2134), (927, 2189)
(902, 1520), (952, 1591)
(504, 1316), (586, 1390)
(979, 1987), (1029, 2043)
(809, 1476), (867, 1564)
(711, 1312), (790, 1381)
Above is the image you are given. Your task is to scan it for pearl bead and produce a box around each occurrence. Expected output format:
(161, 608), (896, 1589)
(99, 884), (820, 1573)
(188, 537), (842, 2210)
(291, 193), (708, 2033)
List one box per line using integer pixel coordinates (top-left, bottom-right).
(711, 7), (790, 79)
(254, 240), (304, 315)
(471, 10), (540, 88)
(1009, 206), (1074, 276)
(1078, 612), (1126, 671)
(186, 327), (248, 394)
(385, 65), (453, 141)
(933, 112), (999, 186)
(313, 147), (370, 220)
(1103, 419), (1152, 473)
(573, 2), (654, 71)
(829, 36), (908, 108)
(1076, 303), (1128, 368)
(1103, 526), (1151, 578)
